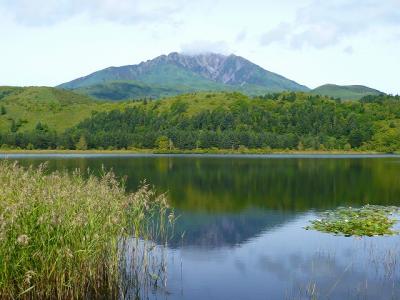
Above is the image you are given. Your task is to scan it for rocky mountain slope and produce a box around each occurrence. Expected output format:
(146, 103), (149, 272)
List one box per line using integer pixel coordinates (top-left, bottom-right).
(59, 52), (309, 100)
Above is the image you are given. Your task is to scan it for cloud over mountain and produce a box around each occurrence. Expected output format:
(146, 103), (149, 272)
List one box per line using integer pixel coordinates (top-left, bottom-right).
(261, 0), (400, 49)
(180, 40), (231, 55)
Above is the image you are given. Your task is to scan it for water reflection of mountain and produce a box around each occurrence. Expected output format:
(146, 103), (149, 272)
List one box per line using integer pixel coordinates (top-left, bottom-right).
(169, 209), (297, 249)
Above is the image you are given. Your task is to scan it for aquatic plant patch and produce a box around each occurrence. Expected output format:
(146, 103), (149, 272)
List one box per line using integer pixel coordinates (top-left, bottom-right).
(305, 205), (400, 236)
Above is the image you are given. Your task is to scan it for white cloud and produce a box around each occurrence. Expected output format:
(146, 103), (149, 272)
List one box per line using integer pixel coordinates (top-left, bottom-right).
(0, 0), (188, 26)
(235, 30), (247, 43)
(260, 0), (400, 49)
(180, 40), (230, 55)
(343, 46), (354, 55)
(260, 22), (291, 46)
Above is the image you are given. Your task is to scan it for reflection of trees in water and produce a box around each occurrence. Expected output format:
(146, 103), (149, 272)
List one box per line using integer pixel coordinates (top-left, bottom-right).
(166, 158), (400, 212)
(13, 156), (400, 212)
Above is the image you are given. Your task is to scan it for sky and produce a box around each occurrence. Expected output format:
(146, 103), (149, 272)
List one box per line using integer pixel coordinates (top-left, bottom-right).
(0, 0), (399, 94)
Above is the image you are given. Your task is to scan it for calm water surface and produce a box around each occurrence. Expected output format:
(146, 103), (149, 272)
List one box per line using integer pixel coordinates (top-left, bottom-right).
(2, 154), (400, 299)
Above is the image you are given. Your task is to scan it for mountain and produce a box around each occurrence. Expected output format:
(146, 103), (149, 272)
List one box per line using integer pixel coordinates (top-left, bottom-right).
(311, 84), (383, 100)
(58, 52), (309, 100)
(74, 81), (186, 101)
(0, 86), (112, 132)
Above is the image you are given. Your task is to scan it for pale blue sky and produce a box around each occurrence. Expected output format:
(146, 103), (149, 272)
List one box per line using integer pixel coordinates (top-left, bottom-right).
(0, 0), (399, 94)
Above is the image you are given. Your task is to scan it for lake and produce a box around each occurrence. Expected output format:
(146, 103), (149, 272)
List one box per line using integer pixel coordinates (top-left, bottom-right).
(2, 154), (400, 299)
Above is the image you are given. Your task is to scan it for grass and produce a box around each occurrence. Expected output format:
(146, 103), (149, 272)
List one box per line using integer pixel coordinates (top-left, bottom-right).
(0, 161), (174, 299)
(0, 86), (134, 132)
(0, 88), (249, 134)
(305, 205), (400, 236)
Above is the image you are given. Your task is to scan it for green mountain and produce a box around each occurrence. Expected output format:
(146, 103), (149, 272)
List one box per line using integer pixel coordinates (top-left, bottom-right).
(74, 81), (187, 101)
(311, 84), (383, 100)
(58, 52), (309, 100)
(0, 86), (121, 132)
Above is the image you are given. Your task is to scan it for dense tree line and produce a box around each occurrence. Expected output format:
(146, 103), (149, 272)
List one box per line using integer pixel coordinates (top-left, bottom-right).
(1, 93), (400, 152)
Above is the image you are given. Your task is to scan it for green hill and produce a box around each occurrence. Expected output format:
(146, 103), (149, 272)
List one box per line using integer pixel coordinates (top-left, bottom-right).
(311, 84), (383, 100)
(59, 52), (309, 100)
(0, 86), (123, 132)
(0, 90), (399, 152)
(65, 92), (400, 152)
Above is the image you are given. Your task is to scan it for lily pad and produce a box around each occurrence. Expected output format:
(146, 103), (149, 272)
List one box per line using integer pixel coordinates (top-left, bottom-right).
(305, 205), (400, 237)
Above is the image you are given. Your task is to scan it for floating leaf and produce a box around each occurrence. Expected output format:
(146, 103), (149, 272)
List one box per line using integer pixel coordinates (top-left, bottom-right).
(305, 205), (400, 237)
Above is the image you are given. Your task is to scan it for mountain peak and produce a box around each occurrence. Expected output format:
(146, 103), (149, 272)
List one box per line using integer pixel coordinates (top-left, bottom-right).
(58, 52), (309, 99)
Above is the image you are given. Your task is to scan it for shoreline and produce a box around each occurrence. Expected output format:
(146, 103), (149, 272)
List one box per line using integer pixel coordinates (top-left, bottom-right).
(0, 149), (397, 156)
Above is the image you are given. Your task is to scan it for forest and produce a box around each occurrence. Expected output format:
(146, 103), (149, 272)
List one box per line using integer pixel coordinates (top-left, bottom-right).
(0, 92), (399, 152)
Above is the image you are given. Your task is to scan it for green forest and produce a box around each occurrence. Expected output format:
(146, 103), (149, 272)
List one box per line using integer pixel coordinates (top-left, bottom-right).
(0, 91), (400, 152)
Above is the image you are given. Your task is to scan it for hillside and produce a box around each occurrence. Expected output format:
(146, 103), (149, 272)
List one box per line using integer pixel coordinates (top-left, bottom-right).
(74, 81), (187, 101)
(58, 52), (309, 100)
(0, 86), (123, 132)
(1, 90), (399, 152)
(311, 84), (383, 100)
(1, 89), (399, 152)
(65, 92), (400, 152)
(72, 79), (230, 101)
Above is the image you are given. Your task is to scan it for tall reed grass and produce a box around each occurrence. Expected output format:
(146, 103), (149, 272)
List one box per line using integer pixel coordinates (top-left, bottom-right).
(0, 161), (174, 299)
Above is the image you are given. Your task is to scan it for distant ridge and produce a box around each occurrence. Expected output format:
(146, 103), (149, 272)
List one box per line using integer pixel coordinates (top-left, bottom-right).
(58, 52), (309, 100)
(311, 84), (383, 100)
